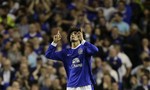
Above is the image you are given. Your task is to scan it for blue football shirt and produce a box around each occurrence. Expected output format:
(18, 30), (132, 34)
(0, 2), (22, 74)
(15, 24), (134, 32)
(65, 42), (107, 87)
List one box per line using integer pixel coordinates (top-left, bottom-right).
(45, 40), (98, 87)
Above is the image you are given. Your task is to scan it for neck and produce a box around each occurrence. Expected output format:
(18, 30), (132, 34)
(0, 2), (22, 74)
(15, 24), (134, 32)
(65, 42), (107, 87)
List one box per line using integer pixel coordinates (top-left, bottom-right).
(71, 41), (80, 48)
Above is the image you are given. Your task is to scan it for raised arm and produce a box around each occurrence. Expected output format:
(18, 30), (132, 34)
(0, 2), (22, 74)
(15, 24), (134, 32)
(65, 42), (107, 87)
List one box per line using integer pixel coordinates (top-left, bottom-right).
(82, 40), (99, 55)
(27, 0), (35, 14)
(45, 31), (63, 61)
(78, 29), (98, 55)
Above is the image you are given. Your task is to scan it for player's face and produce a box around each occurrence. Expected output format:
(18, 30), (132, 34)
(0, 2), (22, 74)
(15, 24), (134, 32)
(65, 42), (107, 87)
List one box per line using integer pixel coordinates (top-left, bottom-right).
(70, 31), (79, 42)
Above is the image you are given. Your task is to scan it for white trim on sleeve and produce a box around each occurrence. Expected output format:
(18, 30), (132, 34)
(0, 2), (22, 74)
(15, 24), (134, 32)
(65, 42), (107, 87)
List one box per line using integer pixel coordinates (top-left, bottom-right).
(51, 42), (57, 47)
(81, 40), (86, 45)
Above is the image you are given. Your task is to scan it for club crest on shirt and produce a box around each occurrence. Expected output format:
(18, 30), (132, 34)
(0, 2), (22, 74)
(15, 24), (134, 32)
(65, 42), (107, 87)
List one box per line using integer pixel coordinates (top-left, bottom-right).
(78, 48), (83, 55)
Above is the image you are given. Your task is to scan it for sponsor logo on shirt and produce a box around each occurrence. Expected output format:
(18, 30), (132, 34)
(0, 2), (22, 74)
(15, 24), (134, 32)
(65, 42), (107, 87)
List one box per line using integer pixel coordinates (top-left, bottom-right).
(71, 58), (82, 68)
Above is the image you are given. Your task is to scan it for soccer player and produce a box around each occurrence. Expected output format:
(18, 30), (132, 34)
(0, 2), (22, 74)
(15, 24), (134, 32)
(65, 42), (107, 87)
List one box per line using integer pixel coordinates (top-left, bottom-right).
(45, 27), (98, 90)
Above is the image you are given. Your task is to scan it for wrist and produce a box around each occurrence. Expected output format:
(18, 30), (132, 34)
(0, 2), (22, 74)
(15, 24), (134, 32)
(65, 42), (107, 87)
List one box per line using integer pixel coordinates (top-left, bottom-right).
(51, 41), (57, 47)
(81, 40), (86, 44)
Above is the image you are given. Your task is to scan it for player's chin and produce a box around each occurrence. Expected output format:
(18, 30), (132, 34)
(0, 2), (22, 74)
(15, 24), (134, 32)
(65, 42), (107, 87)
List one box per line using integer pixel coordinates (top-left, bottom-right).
(70, 39), (78, 42)
(70, 40), (76, 42)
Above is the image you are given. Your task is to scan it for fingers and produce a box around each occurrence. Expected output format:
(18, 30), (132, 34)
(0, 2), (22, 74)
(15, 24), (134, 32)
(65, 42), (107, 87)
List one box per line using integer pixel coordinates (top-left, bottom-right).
(78, 28), (84, 41)
(57, 30), (60, 35)
(54, 35), (57, 39)
(53, 34), (61, 43)
(77, 31), (81, 35)
(54, 35), (61, 40)
(53, 30), (61, 40)
(54, 32), (61, 40)
(57, 35), (61, 40)
(57, 30), (61, 38)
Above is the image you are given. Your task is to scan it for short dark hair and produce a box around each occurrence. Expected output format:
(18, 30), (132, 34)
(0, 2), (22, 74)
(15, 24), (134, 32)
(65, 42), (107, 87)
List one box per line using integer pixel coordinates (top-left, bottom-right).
(67, 27), (80, 43)
(67, 27), (85, 44)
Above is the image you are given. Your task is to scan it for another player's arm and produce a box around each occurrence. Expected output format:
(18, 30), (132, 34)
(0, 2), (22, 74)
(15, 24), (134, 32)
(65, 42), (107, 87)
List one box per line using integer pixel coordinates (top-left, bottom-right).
(78, 29), (98, 55)
(45, 31), (63, 61)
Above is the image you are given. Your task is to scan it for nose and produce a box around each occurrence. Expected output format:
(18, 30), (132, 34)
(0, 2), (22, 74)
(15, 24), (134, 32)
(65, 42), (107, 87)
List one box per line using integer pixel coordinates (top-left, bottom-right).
(72, 33), (75, 36)
(71, 32), (76, 37)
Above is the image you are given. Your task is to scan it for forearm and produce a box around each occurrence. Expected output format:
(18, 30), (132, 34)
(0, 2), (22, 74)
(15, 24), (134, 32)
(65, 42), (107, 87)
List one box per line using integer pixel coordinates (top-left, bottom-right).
(82, 40), (98, 55)
(45, 42), (57, 59)
(42, 0), (50, 12)
(45, 42), (63, 61)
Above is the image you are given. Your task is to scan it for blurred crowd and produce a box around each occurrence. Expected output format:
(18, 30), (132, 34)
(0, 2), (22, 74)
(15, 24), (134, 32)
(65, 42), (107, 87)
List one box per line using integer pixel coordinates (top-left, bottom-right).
(0, 0), (150, 90)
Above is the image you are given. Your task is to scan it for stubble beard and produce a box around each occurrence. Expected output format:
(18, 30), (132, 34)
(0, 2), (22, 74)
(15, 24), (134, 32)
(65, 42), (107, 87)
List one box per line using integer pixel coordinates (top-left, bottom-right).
(70, 39), (77, 42)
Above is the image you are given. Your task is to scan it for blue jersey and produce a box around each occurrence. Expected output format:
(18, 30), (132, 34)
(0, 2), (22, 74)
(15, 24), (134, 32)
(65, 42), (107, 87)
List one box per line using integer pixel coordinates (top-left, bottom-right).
(45, 41), (98, 87)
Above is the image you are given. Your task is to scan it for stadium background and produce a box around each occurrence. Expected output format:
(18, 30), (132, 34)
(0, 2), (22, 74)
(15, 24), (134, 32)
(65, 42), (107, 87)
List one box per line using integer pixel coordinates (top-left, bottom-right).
(0, 0), (150, 90)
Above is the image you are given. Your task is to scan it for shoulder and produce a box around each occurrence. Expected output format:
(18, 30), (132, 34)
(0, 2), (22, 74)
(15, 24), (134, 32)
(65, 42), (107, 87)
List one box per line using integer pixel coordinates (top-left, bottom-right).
(82, 41), (93, 46)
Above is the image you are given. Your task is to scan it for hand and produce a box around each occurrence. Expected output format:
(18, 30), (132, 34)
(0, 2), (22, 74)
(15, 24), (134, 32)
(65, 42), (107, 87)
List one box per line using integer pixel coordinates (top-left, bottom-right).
(78, 28), (84, 41)
(53, 30), (61, 43)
